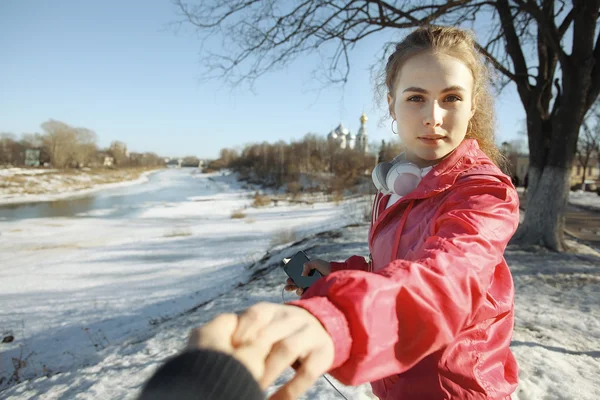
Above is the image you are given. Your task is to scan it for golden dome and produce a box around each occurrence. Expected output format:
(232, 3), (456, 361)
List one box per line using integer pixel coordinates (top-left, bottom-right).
(360, 112), (368, 124)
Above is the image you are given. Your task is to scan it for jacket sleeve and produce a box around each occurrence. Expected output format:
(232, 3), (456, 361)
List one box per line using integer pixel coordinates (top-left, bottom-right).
(138, 349), (264, 400)
(329, 191), (383, 273)
(288, 179), (519, 385)
(330, 255), (370, 273)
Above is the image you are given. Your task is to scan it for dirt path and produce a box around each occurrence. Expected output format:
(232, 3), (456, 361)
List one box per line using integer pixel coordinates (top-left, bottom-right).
(564, 206), (600, 246)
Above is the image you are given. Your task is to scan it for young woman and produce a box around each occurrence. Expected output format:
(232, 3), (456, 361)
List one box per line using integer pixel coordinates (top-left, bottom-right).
(192, 25), (520, 400)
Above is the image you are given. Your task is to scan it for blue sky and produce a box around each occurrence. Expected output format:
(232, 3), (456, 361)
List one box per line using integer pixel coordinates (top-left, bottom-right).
(1, 1), (525, 159)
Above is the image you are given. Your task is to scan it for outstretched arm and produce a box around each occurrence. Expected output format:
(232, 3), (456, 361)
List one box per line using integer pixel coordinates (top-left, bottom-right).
(290, 179), (519, 385)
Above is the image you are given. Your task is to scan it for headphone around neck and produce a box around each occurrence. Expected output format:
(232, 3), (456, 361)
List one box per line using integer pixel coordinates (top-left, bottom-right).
(371, 155), (427, 196)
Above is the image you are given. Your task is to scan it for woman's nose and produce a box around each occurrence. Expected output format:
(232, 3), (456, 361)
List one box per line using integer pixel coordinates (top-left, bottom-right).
(422, 101), (444, 127)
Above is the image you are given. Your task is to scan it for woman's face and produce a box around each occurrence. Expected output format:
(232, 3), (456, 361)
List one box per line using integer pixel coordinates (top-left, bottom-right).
(388, 51), (475, 168)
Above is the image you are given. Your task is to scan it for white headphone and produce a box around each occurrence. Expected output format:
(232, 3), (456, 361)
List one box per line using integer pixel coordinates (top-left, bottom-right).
(371, 156), (426, 196)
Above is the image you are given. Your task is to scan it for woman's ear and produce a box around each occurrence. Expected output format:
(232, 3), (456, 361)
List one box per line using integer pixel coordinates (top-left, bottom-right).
(471, 95), (477, 118)
(387, 93), (396, 120)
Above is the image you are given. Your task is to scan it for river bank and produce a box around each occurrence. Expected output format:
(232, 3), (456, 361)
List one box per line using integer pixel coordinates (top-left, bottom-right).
(0, 170), (598, 398)
(0, 170), (371, 394)
(2, 219), (599, 399)
(0, 167), (165, 206)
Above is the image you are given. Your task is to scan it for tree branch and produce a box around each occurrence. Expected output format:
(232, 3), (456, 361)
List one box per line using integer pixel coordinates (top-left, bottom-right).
(513, 0), (569, 66)
(474, 42), (518, 81)
(174, 0), (569, 99)
(585, 7), (600, 109)
(558, 9), (574, 37)
(495, 0), (531, 98)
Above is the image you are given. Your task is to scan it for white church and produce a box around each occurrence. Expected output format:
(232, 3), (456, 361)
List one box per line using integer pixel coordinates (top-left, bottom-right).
(327, 113), (369, 153)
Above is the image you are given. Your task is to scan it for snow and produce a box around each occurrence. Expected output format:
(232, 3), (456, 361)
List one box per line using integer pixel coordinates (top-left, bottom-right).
(0, 168), (59, 176)
(0, 168), (159, 206)
(569, 190), (600, 212)
(0, 171), (370, 398)
(0, 171), (599, 399)
(516, 186), (600, 213)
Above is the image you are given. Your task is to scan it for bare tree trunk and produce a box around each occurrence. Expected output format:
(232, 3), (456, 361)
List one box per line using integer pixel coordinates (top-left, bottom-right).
(512, 75), (587, 251)
(514, 164), (570, 251)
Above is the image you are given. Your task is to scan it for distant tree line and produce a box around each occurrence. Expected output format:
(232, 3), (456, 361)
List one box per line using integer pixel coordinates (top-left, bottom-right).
(206, 134), (402, 193)
(578, 106), (600, 188)
(0, 119), (165, 169)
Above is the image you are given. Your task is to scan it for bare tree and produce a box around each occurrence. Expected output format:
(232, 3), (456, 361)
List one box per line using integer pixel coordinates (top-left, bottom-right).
(20, 133), (44, 149)
(175, 0), (600, 251)
(221, 134), (374, 189)
(507, 138), (527, 155)
(577, 107), (600, 188)
(0, 133), (24, 166)
(109, 141), (129, 166)
(378, 138), (404, 163)
(41, 119), (78, 168)
(72, 128), (98, 167)
(40, 120), (101, 168)
(182, 155), (201, 167)
(219, 148), (240, 166)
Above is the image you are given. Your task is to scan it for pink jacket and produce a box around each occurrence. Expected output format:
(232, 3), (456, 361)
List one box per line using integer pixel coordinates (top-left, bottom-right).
(290, 139), (520, 399)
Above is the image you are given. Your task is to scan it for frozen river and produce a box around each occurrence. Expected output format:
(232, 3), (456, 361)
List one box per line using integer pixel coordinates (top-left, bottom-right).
(0, 169), (364, 393)
(0, 168), (218, 221)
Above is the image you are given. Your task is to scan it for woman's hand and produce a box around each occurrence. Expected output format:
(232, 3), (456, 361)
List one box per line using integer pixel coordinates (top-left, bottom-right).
(233, 302), (335, 399)
(188, 314), (274, 385)
(284, 259), (331, 296)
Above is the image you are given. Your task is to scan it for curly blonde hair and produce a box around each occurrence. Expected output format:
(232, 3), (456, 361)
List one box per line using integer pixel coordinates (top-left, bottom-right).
(383, 25), (506, 168)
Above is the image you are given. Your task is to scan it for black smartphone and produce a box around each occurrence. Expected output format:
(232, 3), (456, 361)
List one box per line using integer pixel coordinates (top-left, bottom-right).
(283, 251), (323, 290)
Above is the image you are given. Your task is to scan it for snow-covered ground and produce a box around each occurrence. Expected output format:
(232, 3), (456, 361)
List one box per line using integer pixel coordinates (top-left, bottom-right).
(508, 243), (600, 400)
(569, 190), (600, 212)
(0, 167), (160, 205)
(0, 168), (60, 176)
(1, 171), (599, 399)
(0, 171), (371, 397)
(517, 186), (600, 213)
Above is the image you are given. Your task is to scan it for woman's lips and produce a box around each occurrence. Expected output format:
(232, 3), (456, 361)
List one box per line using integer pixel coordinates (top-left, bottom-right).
(419, 136), (445, 144)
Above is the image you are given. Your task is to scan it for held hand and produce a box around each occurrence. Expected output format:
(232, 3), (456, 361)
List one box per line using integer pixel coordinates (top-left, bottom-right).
(284, 259), (331, 296)
(232, 303), (335, 399)
(187, 314), (273, 385)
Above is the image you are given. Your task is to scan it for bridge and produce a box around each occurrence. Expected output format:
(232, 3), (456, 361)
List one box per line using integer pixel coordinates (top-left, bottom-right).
(163, 158), (210, 168)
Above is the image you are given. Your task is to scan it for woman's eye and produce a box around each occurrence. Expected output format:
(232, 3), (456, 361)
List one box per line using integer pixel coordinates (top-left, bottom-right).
(445, 95), (461, 102)
(407, 95), (423, 102)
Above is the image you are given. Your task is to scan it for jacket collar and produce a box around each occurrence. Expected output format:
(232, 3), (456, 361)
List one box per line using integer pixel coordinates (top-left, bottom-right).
(401, 138), (502, 201)
(369, 139), (506, 245)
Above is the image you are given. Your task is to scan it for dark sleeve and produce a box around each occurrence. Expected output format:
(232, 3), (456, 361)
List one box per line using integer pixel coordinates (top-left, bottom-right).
(138, 349), (264, 400)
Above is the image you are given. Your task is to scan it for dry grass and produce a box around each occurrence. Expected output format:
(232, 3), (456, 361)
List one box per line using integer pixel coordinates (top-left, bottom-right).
(270, 228), (297, 247)
(361, 200), (372, 222)
(252, 192), (272, 207)
(2, 345), (35, 387)
(163, 228), (193, 237)
(0, 167), (162, 196)
(29, 243), (81, 251)
(332, 191), (345, 204)
(346, 198), (372, 224)
(0, 176), (25, 185)
(231, 210), (247, 219)
(286, 181), (302, 197)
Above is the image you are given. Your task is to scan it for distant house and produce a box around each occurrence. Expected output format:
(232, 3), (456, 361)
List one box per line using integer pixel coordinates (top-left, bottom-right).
(103, 156), (114, 167)
(24, 149), (41, 167)
(571, 154), (600, 187)
(506, 152), (600, 188)
(505, 153), (530, 185)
